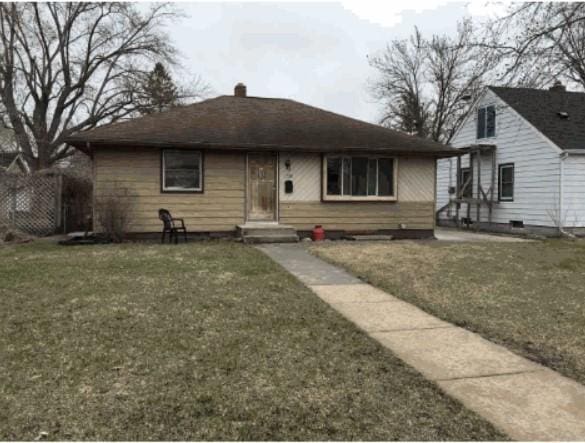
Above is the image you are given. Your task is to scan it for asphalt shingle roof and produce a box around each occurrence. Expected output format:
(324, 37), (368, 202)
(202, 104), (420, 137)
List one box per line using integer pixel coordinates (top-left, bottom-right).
(490, 86), (585, 151)
(66, 95), (456, 156)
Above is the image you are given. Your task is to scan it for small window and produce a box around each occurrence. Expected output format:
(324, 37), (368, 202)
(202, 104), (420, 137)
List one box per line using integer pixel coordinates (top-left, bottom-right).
(162, 150), (202, 192)
(498, 163), (514, 201)
(324, 155), (395, 200)
(459, 167), (472, 198)
(477, 105), (496, 139)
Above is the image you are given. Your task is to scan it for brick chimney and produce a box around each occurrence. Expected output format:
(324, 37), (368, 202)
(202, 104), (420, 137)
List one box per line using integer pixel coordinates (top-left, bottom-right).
(549, 80), (566, 92)
(234, 83), (247, 97)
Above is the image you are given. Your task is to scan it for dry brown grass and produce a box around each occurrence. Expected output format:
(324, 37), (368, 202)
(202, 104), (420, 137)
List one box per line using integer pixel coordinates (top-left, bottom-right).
(311, 239), (585, 386)
(0, 241), (504, 440)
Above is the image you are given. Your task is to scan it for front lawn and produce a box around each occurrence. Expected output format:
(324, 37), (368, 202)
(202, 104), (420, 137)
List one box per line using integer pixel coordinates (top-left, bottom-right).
(0, 241), (502, 440)
(311, 239), (585, 386)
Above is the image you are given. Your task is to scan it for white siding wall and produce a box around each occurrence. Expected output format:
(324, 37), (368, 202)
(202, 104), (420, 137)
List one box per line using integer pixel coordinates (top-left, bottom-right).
(562, 155), (585, 227)
(398, 157), (436, 202)
(437, 89), (562, 227)
(279, 153), (321, 202)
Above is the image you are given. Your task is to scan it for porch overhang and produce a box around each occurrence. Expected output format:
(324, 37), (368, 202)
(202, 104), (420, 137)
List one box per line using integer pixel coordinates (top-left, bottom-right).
(455, 144), (497, 155)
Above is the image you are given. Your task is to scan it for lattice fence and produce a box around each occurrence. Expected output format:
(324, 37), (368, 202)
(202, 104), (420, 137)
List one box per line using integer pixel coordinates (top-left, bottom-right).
(0, 173), (62, 235)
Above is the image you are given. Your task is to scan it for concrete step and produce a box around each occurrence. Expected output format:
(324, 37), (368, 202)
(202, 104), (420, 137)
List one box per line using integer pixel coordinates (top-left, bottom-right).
(240, 227), (297, 236)
(237, 224), (297, 236)
(242, 233), (299, 244)
(237, 223), (299, 244)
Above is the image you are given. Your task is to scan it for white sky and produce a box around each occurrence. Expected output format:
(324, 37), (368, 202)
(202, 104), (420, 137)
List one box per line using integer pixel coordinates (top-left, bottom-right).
(169, 1), (508, 123)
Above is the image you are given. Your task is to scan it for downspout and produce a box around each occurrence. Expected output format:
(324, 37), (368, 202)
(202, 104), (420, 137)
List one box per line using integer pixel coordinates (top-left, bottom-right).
(89, 142), (96, 236)
(559, 152), (573, 237)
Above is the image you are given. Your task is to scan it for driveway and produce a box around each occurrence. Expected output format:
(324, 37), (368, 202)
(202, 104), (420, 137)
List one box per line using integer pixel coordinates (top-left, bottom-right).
(434, 227), (530, 242)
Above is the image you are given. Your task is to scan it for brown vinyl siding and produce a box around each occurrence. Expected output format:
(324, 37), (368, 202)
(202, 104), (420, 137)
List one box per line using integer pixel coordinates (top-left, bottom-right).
(279, 201), (434, 231)
(279, 156), (435, 232)
(94, 147), (436, 235)
(94, 147), (245, 232)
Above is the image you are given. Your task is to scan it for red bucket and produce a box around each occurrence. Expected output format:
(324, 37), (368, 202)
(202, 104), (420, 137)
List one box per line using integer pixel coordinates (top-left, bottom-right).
(312, 225), (325, 241)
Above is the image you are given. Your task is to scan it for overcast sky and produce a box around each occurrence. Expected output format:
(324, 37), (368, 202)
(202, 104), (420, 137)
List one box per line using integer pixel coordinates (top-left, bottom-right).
(170, 1), (504, 123)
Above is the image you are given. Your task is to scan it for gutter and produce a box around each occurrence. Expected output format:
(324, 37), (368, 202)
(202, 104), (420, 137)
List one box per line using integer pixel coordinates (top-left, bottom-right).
(66, 139), (458, 158)
(559, 151), (574, 237)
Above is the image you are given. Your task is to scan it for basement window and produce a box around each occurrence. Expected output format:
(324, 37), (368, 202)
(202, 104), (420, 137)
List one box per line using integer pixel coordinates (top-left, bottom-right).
(510, 220), (524, 228)
(162, 150), (203, 192)
(498, 163), (514, 201)
(323, 155), (396, 201)
(477, 105), (496, 139)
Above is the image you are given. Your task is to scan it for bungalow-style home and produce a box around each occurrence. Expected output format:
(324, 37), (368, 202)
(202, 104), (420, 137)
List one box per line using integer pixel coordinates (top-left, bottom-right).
(0, 151), (29, 175)
(66, 83), (456, 242)
(436, 81), (585, 236)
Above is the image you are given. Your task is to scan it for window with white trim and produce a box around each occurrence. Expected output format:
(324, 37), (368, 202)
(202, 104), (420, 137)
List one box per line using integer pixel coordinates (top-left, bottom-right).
(323, 155), (396, 200)
(477, 105), (496, 139)
(162, 150), (202, 192)
(498, 163), (514, 201)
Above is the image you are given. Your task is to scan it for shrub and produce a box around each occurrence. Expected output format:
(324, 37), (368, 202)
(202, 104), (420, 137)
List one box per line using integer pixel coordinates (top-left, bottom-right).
(95, 186), (133, 243)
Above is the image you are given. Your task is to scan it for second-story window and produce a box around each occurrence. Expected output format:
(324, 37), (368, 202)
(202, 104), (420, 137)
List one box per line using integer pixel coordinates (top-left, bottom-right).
(477, 105), (496, 139)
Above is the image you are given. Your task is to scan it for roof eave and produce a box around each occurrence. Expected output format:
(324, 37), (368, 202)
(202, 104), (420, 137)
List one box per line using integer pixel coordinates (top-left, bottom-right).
(66, 138), (458, 157)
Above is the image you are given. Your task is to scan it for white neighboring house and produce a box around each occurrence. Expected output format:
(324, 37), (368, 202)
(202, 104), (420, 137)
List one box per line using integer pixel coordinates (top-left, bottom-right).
(436, 82), (585, 235)
(0, 152), (32, 215)
(0, 151), (29, 175)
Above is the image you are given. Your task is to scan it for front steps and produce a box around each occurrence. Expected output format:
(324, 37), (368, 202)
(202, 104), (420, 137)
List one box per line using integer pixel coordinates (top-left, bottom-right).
(237, 223), (299, 244)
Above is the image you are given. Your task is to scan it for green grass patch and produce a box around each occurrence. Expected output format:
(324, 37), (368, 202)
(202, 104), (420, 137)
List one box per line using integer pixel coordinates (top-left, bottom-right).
(0, 241), (503, 440)
(311, 238), (585, 386)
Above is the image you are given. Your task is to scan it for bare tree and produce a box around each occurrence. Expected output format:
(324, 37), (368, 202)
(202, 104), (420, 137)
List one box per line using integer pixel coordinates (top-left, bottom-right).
(369, 28), (429, 138)
(486, 2), (585, 89)
(369, 20), (499, 143)
(0, 3), (180, 170)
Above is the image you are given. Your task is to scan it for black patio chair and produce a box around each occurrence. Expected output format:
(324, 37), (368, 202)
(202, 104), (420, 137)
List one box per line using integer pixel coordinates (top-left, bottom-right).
(158, 208), (187, 244)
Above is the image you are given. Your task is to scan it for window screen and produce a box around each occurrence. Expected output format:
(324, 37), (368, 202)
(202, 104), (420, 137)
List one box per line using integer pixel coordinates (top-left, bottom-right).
(163, 150), (202, 191)
(324, 156), (394, 198)
(499, 163), (514, 201)
(326, 157), (342, 195)
(477, 105), (496, 139)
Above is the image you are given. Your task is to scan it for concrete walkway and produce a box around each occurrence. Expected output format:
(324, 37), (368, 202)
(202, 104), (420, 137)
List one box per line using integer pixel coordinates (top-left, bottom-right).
(257, 243), (585, 441)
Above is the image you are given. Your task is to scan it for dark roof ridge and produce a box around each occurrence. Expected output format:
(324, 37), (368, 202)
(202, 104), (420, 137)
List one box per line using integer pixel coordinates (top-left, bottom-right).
(489, 85), (585, 95)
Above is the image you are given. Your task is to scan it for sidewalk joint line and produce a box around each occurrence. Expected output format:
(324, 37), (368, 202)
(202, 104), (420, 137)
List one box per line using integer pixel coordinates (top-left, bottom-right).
(328, 299), (402, 304)
(433, 368), (545, 382)
(369, 325), (456, 333)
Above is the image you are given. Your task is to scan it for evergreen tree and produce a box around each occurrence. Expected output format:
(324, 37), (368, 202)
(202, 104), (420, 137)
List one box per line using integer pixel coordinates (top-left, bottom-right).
(138, 63), (180, 115)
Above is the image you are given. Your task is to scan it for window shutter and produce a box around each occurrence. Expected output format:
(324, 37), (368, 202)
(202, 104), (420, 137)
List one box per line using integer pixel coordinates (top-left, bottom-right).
(477, 107), (486, 139)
